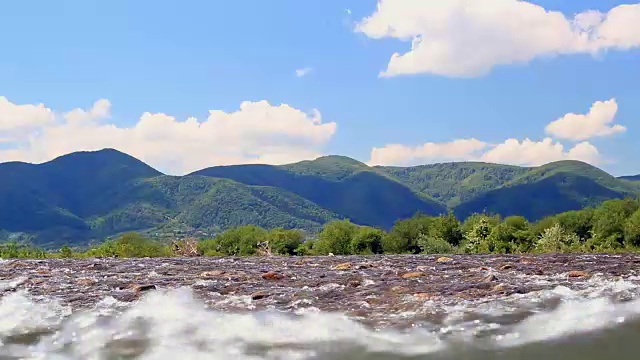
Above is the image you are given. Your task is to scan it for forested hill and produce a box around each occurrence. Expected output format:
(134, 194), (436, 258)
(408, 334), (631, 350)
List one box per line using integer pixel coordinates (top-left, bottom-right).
(1, 148), (638, 246)
(620, 175), (640, 182)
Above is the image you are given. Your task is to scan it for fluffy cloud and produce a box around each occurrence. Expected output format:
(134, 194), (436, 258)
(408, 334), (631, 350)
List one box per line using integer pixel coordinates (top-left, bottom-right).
(295, 67), (313, 77)
(0, 96), (54, 132)
(355, 1), (640, 77)
(368, 96), (626, 167)
(480, 138), (602, 166)
(545, 98), (626, 141)
(369, 138), (488, 166)
(0, 98), (337, 175)
(370, 137), (602, 167)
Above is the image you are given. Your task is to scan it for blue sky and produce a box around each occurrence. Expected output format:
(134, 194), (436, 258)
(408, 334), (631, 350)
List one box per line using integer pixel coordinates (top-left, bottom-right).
(0, 0), (638, 176)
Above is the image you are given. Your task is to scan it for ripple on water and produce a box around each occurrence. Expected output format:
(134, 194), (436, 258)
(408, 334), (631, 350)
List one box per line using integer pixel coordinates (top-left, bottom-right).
(0, 277), (639, 359)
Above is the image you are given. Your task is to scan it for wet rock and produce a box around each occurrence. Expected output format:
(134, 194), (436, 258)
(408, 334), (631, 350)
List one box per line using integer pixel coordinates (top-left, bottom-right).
(261, 271), (284, 280)
(413, 293), (434, 300)
(500, 264), (514, 270)
(482, 273), (498, 282)
(200, 270), (225, 277)
(436, 257), (453, 263)
(332, 263), (353, 270)
(76, 278), (96, 287)
(493, 283), (507, 292)
(391, 286), (409, 293)
(250, 291), (271, 300)
(401, 272), (425, 279)
(132, 284), (157, 294)
(568, 270), (589, 278)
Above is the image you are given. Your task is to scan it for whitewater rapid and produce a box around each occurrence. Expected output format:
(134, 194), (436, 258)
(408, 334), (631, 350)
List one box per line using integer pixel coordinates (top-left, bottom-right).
(3, 254), (640, 359)
(2, 276), (640, 359)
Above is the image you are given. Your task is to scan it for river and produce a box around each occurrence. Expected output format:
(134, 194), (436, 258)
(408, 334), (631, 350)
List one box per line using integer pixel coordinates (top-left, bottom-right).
(1, 254), (640, 359)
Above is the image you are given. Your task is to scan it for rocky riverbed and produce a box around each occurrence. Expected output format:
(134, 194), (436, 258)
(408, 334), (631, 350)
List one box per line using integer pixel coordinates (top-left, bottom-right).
(2, 254), (640, 359)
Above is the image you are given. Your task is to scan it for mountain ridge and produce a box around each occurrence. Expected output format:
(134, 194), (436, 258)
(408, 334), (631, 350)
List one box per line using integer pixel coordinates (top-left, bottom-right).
(1, 148), (638, 246)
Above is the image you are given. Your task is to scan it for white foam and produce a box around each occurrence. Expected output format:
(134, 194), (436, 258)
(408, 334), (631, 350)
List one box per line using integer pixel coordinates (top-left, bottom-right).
(1, 277), (640, 359)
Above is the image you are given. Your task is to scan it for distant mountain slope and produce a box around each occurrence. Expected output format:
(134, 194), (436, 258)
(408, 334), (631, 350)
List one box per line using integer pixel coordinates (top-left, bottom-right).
(377, 162), (527, 206)
(0, 149), (160, 234)
(0, 149), (638, 246)
(89, 175), (341, 237)
(0, 149), (343, 246)
(190, 156), (447, 229)
(454, 161), (638, 221)
(620, 175), (640, 182)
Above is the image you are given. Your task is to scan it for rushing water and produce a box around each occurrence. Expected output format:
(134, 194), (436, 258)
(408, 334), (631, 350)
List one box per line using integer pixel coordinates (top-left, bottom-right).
(2, 255), (640, 359)
(2, 277), (640, 359)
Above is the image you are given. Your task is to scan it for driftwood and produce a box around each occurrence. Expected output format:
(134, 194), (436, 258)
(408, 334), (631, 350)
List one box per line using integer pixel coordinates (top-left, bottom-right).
(256, 241), (273, 256)
(171, 238), (200, 257)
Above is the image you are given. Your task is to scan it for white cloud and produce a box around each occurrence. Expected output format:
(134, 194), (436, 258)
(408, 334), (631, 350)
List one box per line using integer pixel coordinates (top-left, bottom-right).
(369, 138), (488, 166)
(0, 99), (337, 175)
(545, 98), (626, 141)
(368, 96), (625, 167)
(370, 137), (603, 167)
(480, 138), (602, 166)
(64, 99), (112, 124)
(295, 67), (313, 77)
(0, 96), (54, 132)
(355, 1), (640, 77)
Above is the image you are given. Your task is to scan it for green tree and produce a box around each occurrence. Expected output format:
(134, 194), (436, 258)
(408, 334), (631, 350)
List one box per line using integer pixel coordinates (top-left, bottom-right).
(535, 224), (579, 253)
(462, 215), (498, 253)
(624, 209), (640, 248)
(267, 228), (305, 255)
(314, 220), (358, 255)
(207, 225), (268, 256)
(59, 245), (74, 258)
(591, 199), (639, 248)
(351, 226), (384, 255)
(554, 209), (595, 242)
(429, 212), (464, 246)
(486, 216), (533, 253)
(417, 233), (455, 254)
(382, 214), (433, 254)
(85, 232), (170, 258)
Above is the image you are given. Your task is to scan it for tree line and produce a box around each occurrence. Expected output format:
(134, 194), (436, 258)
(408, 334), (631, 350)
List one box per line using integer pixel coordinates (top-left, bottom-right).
(2, 198), (640, 259)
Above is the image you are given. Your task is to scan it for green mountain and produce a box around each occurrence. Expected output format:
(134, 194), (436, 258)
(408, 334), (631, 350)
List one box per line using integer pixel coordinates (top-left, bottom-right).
(620, 175), (640, 182)
(453, 161), (639, 220)
(190, 156), (447, 229)
(376, 162), (528, 207)
(0, 149), (638, 246)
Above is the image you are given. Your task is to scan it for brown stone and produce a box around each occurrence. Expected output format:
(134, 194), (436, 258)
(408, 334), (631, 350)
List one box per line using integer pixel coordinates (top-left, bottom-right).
(391, 286), (409, 293)
(568, 270), (589, 278)
(261, 271), (284, 280)
(132, 284), (157, 294)
(413, 293), (434, 300)
(200, 270), (225, 277)
(480, 266), (490, 271)
(36, 269), (51, 275)
(500, 264), (514, 270)
(436, 257), (453, 263)
(401, 272), (425, 279)
(250, 291), (271, 300)
(332, 262), (353, 270)
(76, 278), (96, 287)
(493, 283), (507, 292)
(482, 274), (498, 282)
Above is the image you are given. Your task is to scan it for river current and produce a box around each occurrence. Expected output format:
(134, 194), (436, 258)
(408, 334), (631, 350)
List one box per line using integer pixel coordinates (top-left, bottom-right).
(1, 254), (640, 359)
